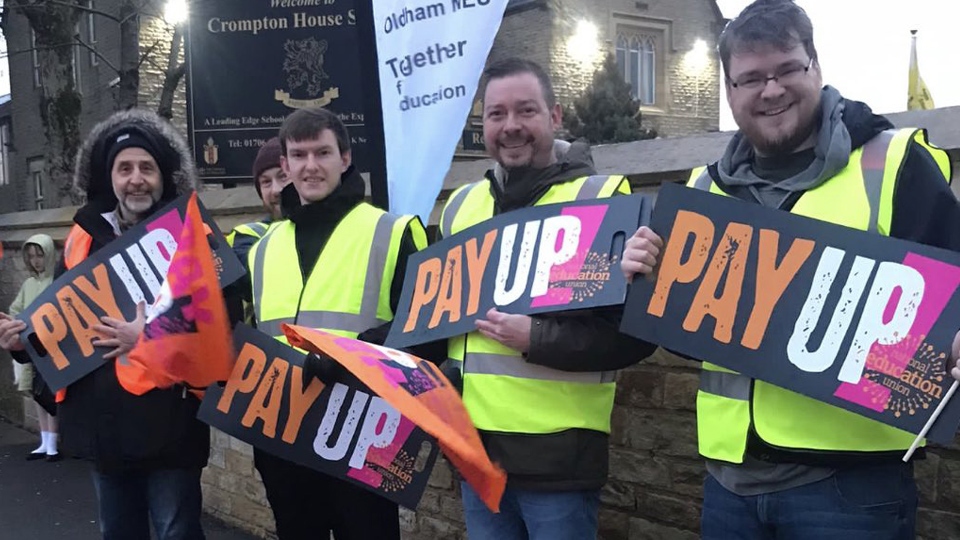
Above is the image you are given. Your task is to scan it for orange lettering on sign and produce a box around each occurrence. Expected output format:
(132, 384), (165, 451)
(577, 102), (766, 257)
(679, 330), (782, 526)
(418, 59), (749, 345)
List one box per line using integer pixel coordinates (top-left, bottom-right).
(464, 230), (497, 317)
(242, 358), (288, 439)
(683, 223), (753, 343)
(56, 285), (102, 357)
(282, 365), (325, 444)
(30, 303), (70, 370)
(648, 210), (715, 317)
(217, 342), (267, 413)
(741, 231), (814, 350)
(74, 264), (123, 320)
(430, 246), (464, 328)
(403, 257), (442, 332)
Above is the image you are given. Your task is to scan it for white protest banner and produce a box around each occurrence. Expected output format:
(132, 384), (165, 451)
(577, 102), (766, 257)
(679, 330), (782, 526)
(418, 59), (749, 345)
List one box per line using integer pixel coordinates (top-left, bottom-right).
(373, 0), (509, 221)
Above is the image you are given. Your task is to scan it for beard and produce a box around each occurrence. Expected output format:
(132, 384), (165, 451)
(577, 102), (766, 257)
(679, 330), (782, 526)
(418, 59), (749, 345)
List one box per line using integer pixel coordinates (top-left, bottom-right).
(119, 194), (158, 221)
(742, 108), (820, 157)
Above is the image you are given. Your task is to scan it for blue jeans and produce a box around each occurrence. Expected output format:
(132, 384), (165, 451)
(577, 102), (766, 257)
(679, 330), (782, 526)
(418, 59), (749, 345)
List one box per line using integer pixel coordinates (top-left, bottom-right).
(92, 467), (205, 540)
(701, 463), (917, 540)
(461, 481), (600, 540)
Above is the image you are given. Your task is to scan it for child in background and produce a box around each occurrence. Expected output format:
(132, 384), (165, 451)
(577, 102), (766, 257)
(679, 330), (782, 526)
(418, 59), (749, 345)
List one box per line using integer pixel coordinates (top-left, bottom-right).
(9, 234), (59, 461)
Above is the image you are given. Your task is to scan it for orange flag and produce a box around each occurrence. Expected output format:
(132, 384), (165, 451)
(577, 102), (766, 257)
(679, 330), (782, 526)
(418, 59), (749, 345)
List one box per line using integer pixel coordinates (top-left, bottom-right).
(126, 192), (234, 394)
(283, 324), (506, 512)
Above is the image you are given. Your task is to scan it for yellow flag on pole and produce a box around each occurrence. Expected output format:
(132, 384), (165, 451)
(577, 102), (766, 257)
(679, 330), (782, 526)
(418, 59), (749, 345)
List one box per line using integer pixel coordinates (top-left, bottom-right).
(908, 30), (935, 110)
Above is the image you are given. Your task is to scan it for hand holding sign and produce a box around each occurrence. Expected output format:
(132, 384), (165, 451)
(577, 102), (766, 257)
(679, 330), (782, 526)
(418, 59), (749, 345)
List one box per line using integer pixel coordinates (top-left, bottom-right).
(387, 195), (650, 348)
(622, 183), (960, 442)
(952, 331), (960, 381)
(0, 313), (26, 351)
(475, 308), (532, 353)
(93, 301), (146, 360)
(621, 226), (663, 283)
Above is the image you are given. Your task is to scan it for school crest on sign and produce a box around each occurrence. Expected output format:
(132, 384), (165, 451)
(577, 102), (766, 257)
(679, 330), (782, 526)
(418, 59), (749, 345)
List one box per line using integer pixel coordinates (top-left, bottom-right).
(203, 137), (219, 165)
(275, 38), (340, 109)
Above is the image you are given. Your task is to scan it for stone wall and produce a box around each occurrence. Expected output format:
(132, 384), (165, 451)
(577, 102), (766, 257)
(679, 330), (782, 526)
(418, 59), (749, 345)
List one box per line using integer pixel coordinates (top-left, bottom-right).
(138, 14), (189, 133)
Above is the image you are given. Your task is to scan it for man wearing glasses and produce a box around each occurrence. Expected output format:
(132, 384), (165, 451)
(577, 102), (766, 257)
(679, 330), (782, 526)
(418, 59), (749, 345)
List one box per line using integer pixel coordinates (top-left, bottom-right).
(620, 0), (959, 538)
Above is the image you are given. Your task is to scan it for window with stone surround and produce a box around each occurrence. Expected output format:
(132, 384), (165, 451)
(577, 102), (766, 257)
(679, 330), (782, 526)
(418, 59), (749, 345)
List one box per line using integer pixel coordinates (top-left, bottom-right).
(30, 30), (40, 88)
(86, 1), (98, 66)
(0, 124), (9, 186)
(28, 158), (44, 210)
(615, 27), (661, 106)
(72, 26), (82, 94)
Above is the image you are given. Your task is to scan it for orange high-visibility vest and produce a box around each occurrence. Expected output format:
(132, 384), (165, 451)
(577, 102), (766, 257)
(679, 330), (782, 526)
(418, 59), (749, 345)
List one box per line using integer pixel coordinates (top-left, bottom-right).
(57, 223), (195, 400)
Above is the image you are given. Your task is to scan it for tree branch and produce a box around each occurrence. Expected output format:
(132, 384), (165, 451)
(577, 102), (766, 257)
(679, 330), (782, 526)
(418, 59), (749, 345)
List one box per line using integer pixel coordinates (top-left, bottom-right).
(74, 36), (119, 74)
(5, 0), (120, 22)
(138, 39), (162, 69)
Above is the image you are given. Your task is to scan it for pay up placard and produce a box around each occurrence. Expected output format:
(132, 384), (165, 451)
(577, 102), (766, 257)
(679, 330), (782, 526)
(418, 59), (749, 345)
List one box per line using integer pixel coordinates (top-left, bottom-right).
(387, 193), (650, 348)
(200, 325), (439, 508)
(622, 183), (960, 443)
(20, 192), (244, 391)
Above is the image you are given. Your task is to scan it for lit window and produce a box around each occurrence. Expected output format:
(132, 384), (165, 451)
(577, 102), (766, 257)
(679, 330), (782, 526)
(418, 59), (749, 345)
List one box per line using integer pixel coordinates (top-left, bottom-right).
(616, 30), (658, 105)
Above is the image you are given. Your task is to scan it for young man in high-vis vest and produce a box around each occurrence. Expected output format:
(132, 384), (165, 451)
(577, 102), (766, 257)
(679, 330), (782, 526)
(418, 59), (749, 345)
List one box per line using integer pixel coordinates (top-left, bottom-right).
(244, 108), (442, 539)
(440, 58), (656, 540)
(621, 1), (960, 538)
(0, 109), (211, 539)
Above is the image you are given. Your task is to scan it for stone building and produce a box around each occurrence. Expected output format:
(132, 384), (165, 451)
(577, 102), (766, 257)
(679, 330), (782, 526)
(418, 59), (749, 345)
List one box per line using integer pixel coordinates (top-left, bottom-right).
(0, 95), (15, 214)
(458, 0), (725, 156)
(2, 0), (185, 212)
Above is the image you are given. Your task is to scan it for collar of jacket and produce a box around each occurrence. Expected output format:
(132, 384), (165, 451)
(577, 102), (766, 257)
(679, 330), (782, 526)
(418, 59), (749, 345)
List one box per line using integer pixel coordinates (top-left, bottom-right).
(485, 139), (597, 213)
(283, 165), (367, 228)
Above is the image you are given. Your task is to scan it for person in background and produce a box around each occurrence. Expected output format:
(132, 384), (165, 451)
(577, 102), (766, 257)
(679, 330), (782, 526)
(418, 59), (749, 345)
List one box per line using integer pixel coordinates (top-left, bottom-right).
(8, 234), (59, 462)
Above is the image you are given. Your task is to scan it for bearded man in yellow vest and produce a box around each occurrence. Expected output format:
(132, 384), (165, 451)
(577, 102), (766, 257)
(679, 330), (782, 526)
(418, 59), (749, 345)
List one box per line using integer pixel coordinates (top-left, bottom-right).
(621, 1), (960, 538)
(244, 108), (443, 539)
(439, 58), (656, 540)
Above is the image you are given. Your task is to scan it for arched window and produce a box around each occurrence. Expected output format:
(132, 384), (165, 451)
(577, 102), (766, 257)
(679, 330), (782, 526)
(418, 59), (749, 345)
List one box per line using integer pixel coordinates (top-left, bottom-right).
(615, 29), (658, 106)
(641, 37), (656, 105)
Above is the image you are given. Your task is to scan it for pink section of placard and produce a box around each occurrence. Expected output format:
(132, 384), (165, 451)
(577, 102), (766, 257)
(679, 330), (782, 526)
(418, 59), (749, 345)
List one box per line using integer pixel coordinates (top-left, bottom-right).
(347, 416), (417, 489)
(834, 378), (891, 412)
(530, 205), (608, 308)
(834, 253), (960, 408)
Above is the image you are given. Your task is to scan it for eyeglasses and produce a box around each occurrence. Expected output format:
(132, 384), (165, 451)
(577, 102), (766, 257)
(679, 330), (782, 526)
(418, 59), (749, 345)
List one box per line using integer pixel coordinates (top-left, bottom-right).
(729, 58), (814, 90)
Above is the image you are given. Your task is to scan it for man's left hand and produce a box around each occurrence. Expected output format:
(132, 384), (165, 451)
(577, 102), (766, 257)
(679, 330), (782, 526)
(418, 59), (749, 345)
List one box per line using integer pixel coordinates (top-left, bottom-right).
(93, 302), (146, 360)
(951, 329), (960, 382)
(476, 308), (532, 353)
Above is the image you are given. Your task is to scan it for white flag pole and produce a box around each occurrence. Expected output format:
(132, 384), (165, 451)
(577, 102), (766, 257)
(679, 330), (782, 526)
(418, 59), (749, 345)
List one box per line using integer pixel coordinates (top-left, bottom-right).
(903, 379), (959, 462)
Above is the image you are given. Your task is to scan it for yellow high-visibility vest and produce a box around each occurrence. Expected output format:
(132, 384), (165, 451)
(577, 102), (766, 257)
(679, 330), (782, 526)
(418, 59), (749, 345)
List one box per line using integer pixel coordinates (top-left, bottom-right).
(441, 174), (630, 435)
(249, 203), (426, 343)
(691, 128), (951, 463)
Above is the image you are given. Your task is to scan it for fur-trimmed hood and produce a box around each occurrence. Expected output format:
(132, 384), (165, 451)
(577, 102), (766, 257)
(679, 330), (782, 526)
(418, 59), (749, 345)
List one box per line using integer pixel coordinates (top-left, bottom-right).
(73, 109), (197, 212)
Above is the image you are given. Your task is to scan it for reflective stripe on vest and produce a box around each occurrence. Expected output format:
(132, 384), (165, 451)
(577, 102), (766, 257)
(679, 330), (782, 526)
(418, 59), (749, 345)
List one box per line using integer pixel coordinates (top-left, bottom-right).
(444, 174), (630, 434)
(691, 128), (947, 462)
(250, 203), (425, 343)
(234, 221), (269, 239)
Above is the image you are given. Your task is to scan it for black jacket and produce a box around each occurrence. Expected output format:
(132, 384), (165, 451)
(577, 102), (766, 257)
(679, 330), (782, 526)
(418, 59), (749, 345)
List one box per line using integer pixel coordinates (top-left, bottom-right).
(465, 141), (657, 491)
(703, 99), (960, 465)
(55, 109), (209, 473)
